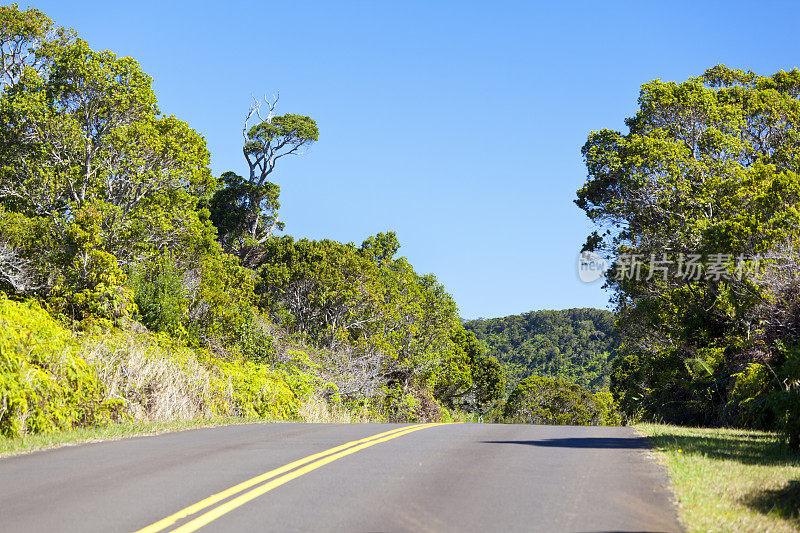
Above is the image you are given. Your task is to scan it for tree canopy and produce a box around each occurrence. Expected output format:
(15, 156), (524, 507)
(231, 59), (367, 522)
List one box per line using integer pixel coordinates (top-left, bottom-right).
(503, 374), (620, 426)
(0, 7), (216, 320)
(255, 232), (505, 414)
(465, 308), (618, 391)
(577, 65), (800, 446)
(210, 96), (318, 267)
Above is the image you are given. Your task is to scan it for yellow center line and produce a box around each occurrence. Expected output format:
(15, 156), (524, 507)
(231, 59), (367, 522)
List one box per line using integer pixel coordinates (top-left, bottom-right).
(135, 424), (440, 533)
(170, 423), (441, 533)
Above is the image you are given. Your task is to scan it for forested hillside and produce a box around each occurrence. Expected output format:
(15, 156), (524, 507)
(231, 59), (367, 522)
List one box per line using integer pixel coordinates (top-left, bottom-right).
(464, 309), (618, 391)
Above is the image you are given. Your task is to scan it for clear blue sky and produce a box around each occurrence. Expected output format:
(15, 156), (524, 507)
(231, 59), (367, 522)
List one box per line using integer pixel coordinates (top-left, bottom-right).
(26, 1), (800, 319)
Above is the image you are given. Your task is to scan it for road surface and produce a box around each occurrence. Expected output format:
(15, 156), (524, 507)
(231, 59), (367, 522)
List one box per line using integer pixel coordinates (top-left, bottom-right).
(0, 423), (681, 532)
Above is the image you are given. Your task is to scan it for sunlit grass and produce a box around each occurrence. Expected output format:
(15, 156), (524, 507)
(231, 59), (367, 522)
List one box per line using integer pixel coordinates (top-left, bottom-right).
(0, 401), (390, 459)
(639, 424), (800, 532)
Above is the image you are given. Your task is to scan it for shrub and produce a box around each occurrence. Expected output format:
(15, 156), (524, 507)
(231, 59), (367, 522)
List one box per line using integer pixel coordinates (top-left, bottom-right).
(728, 363), (773, 428)
(183, 252), (257, 349)
(130, 256), (187, 335)
(769, 346), (800, 451)
(232, 313), (275, 364)
(503, 375), (621, 425)
(383, 384), (444, 423)
(47, 204), (136, 323)
(0, 294), (123, 437)
(214, 350), (318, 420)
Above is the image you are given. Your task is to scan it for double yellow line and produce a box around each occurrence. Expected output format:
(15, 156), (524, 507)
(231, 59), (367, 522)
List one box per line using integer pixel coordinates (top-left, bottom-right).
(136, 423), (441, 533)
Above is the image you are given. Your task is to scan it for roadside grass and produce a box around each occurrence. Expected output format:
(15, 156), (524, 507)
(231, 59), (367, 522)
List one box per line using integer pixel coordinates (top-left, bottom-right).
(0, 400), (390, 459)
(638, 424), (800, 532)
(0, 417), (252, 458)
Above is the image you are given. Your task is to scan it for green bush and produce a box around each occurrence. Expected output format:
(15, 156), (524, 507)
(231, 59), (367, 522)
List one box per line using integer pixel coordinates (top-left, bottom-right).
(214, 350), (318, 420)
(728, 363), (773, 428)
(503, 375), (621, 425)
(770, 347), (800, 451)
(220, 360), (299, 419)
(130, 256), (187, 335)
(183, 252), (258, 349)
(47, 203), (136, 323)
(0, 294), (123, 437)
(383, 385), (446, 423)
(232, 314), (275, 364)
(724, 347), (800, 451)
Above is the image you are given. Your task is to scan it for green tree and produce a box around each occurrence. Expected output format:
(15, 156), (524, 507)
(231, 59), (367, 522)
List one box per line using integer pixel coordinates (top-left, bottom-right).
(576, 65), (800, 445)
(253, 232), (491, 414)
(0, 6), (216, 319)
(503, 375), (620, 426)
(210, 95), (318, 267)
(435, 326), (505, 413)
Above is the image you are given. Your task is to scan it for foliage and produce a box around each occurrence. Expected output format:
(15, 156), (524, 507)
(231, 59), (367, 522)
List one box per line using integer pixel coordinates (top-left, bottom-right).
(465, 308), (618, 391)
(254, 232), (503, 414)
(768, 345), (800, 451)
(435, 326), (505, 413)
(0, 293), (123, 437)
(502, 374), (621, 425)
(214, 358), (305, 420)
(181, 251), (258, 349)
(576, 64), (800, 447)
(210, 96), (318, 266)
(130, 255), (186, 335)
(0, 289), (321, 439)
(209, 170), (282, 261)
(0, 5), (216, 321)
(728, 363), (773, 428)
(232, 315), (275, 364)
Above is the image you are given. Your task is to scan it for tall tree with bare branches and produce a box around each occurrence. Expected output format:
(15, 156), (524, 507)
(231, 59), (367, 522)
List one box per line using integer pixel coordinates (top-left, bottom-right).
(210, 94), (318, 267)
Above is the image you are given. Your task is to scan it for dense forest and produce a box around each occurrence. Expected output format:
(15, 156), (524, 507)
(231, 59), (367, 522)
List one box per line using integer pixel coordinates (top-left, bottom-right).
(0, 6), (512, 438)
(464, 309), (619, 391)
(577, 65), (800, 448)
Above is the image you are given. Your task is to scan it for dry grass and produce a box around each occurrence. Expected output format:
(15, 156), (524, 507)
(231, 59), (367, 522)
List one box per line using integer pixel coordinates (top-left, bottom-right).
(82, 330), (227, 422)
(297, 396), (381, 424)
(639, 424), (800, 532)
(81, 328), (392, 426)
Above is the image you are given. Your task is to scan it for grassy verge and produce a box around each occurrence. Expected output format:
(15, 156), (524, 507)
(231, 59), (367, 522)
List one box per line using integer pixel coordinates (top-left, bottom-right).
(0, 398), (396, 459)
(0, 417), (254, 458)
(638, 424), (800, 532)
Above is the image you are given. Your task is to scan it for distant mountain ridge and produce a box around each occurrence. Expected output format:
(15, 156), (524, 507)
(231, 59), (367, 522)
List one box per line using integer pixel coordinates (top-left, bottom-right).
(464, 308), (618, 391)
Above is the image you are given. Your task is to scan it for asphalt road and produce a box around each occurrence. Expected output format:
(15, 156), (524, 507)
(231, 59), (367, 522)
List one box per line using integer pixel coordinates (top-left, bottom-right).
(0, 423), (681, 532)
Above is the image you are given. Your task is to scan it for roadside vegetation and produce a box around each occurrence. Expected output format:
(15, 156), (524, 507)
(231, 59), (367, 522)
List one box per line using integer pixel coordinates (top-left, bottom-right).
(503, 374), (620, 425)
(576, 65), (800, 529)
(577, 65), (800, 449)
(640, 424), (800, 532)
(0, 418), (251, 458)
(0, 5), (504, 446)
